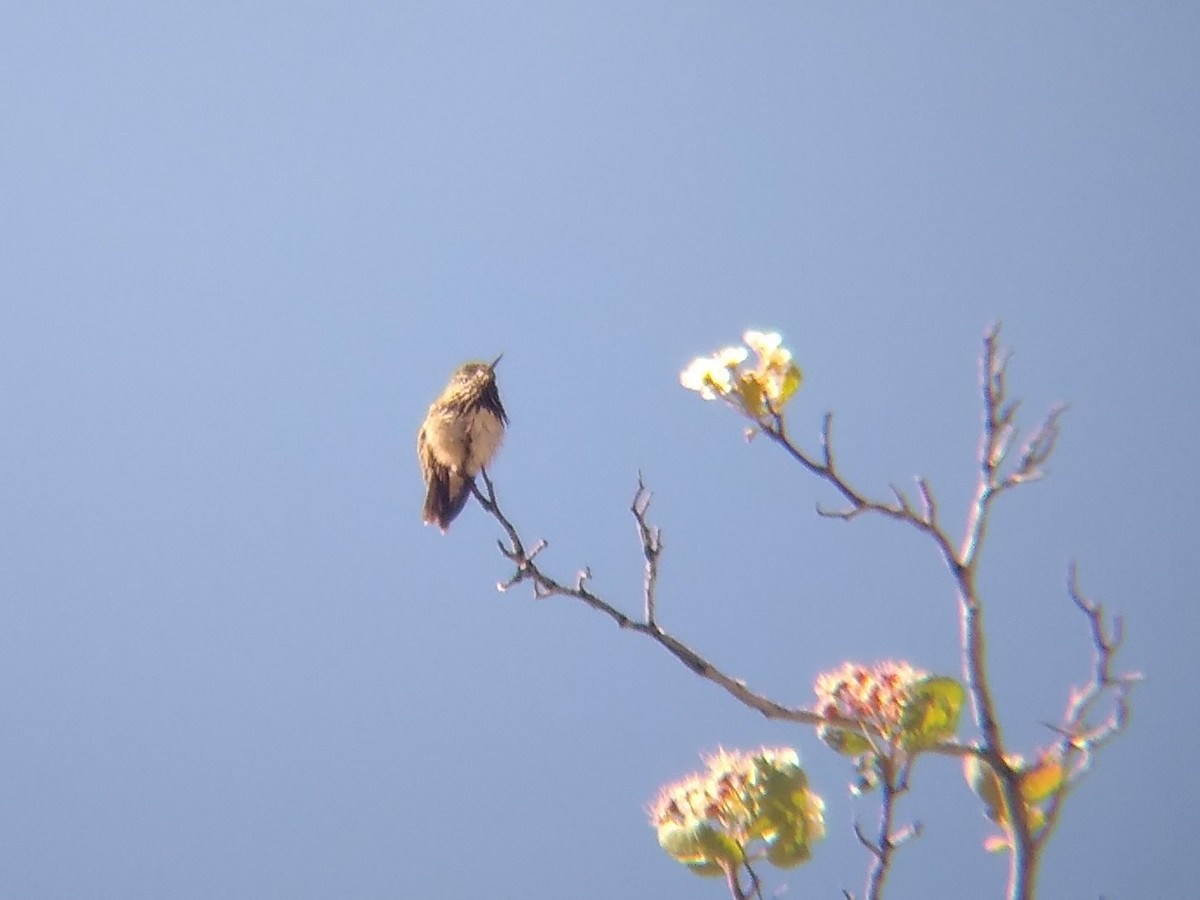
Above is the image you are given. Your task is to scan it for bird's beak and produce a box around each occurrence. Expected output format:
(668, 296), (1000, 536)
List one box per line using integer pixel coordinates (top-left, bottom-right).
(489, 353), (504, 370)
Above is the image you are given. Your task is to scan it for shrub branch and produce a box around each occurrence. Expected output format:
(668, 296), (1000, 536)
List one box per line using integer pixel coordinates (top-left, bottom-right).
(469, 324), (1133, 900)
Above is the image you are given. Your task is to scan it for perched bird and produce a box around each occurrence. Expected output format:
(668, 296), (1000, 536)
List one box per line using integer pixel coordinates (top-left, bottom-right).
(417, 355), (508, 532)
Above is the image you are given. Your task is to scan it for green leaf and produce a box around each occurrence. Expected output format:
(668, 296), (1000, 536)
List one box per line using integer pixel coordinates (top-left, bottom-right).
(657, 820), (743, 877)
(747, 760), (808, 835)
(901, 676), (965, 750)
(817, 724), (873, 757)
(776, 363), (803, 406)
(737, 373), (765, 417)
(964, 755), (1008, 825)
(1020, 757), (1065, 804)
(744, 757), (824, 869)
(766, 834), (814, 869)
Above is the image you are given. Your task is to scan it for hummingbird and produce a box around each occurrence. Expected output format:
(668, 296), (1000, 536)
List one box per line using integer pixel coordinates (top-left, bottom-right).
(417, 354), (508, 532)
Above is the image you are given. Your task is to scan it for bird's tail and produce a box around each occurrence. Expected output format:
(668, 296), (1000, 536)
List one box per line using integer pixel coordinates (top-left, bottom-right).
(422, 466), (475, 533)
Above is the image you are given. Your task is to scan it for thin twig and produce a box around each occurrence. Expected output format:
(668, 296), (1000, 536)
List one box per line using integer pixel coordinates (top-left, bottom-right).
(1034, 565), (1140, 850)
(473, 469), (976, 764)
(759, 410), (961, 577)
(855, 756), (921, 900)
(631, 474), (662, 626)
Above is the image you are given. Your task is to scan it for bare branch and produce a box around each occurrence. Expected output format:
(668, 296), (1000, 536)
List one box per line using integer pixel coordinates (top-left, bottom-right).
(475, 472), (822, 723)
(759, 409), (961, 574)
(858, 757), (921, 900)
(853, 821), (880, 856)
(1034, 565), (1141, 851)
(889, 483), (915, 518)
(631, 474), (663, 626)
(916, 478), (938, 529)
(1005, 404), (1068, 489)
(741, 859), (765, 900)
(860, 755), (925, 900)
(474, 471), (979, 771)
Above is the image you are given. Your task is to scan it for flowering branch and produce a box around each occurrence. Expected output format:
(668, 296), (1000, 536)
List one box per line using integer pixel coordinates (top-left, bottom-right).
(647, 747), (825, 893)
(729, 330), (1041, 891)
(465, 324), (1132, 900)
(814, 661), (958, 900)
(675, 324), (1135, 900)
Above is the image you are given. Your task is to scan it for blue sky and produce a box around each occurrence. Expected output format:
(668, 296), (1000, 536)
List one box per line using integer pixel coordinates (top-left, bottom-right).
(1, 3), (1196, 897)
